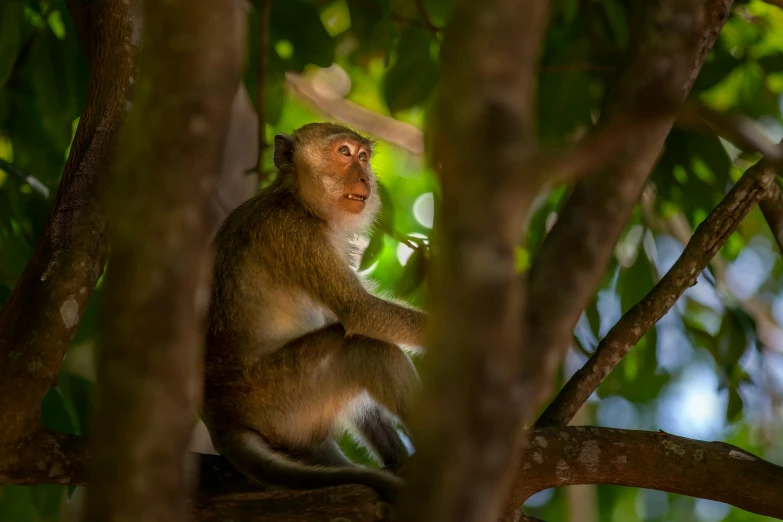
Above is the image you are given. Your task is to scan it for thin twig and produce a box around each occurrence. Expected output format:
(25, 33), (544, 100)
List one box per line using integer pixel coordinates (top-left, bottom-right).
(0, 159), (49, 198)
(379, 222), (419, 250)
(535, 159), (776, 427)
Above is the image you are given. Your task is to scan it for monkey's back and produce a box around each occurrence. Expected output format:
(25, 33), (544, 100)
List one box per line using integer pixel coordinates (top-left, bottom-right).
(206, 184), (338, 367)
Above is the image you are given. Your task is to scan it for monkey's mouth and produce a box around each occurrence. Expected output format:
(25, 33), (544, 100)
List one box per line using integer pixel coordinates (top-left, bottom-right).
(344, 194), (367, 202)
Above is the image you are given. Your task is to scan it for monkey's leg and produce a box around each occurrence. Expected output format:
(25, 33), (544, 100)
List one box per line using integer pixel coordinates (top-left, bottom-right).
(338, 334), (419, 423)
(215, 324), (407, 500)
(355, 405), (409, 471)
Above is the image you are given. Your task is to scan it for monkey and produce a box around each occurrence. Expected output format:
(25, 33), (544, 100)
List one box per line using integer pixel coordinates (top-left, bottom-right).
(201, 123), (427, 502)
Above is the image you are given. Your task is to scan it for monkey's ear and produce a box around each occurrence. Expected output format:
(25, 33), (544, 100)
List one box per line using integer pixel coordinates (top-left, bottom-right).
(274, 134), (295, 173)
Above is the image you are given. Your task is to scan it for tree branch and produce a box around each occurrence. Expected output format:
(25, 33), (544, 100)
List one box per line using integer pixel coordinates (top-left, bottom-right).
(537, 112), (676, 187)
(640, 184), (783, 356)
(521, 0), (731, 418)
(677, 102), (783, 163)
(0, 0), (138, 448)
(0, 429), (88, 486)
(536, 159), (776, 427)
(83, 1), (243, 521)
(285, 71), (425, 154)
(5, 428), (782, 522)
(504, 427), (783, 520)
(760, 182), (783, 255)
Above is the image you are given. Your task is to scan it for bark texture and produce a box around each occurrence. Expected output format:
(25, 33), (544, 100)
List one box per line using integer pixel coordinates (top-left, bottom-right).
(0, 0), (137, 448)
(0, 429), (88, 486)
(523, 0), (732, 415)
(398, 1), (550, 521)
(196, 486), (392, 522)
(5, 429), (783, 521)
(504, 427), (783, 520)
(82, 1), (243, 521)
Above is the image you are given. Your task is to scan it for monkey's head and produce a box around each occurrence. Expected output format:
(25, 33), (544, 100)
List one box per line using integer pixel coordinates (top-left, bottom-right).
(274, 123), (380, 233)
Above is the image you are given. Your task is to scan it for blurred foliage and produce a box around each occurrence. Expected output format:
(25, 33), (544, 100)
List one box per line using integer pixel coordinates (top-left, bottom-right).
(2, 0), (783, 521)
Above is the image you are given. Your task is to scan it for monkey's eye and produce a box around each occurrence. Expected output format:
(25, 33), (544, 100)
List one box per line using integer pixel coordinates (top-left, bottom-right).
(338, 146), (350, 156)
(358, 152), (368, 162)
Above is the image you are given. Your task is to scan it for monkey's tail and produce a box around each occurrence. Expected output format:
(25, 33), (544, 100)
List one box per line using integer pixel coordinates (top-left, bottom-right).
(222, 430), (404, 502)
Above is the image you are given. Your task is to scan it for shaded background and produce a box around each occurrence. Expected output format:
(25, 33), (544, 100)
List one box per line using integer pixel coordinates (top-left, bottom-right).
(1, 0), (783, 520)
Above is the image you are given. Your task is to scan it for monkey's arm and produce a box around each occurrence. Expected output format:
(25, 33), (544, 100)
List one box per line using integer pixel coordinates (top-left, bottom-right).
(344, 293), (427, 347)
(276, 226), (427, 347)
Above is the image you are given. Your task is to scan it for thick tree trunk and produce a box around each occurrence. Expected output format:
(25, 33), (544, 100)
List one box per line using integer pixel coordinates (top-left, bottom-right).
(0, 0), (137, 449)
(82, 1), (243, 521)
(398, 1), (550, 521)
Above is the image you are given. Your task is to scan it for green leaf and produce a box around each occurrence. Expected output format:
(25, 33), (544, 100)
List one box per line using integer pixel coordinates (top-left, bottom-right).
(692, 40), (742, 95)
(601, 0), (628, 48)
(270, 0), (336, 70)
(346, 0), (396, 64)
(537, 34), (602, 144)
(395, 247), (428, 297)
(558, 0), (580, 28)
(245, 5), (287, 126)
(360, 231), (385, 270)
(759, 54), (783, 75)
(584, 299), (601, 341)
(726, 385), (743, 422)
(422, 0), (453, 21)
(337, 429), (378, 467)
(383, 27), (439, 113)
(30, 484), (65, 518)
(652, 129), (732, 225)
(617, 243), (655, 313)
(0, 485), (40, 522)
(58, 373), (95, 435)
(0, 1), (24, 86)
(377, 182), (396, 229)
(41, 386), (77, 435)
(716, 308), (750, 382)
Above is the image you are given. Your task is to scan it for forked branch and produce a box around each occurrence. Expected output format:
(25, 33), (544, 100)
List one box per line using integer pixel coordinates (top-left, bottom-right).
(536, 159), (776, 427)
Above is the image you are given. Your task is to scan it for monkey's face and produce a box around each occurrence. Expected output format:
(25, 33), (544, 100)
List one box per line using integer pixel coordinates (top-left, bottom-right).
(274, 124), (381, 233)
(329, 139), (373, 215)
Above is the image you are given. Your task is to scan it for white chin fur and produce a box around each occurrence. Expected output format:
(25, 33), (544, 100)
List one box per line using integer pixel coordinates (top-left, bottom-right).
(332, 196), (379, 235)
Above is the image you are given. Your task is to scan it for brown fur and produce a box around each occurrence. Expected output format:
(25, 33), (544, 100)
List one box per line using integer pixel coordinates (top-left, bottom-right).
(202, 123), (426, 501)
